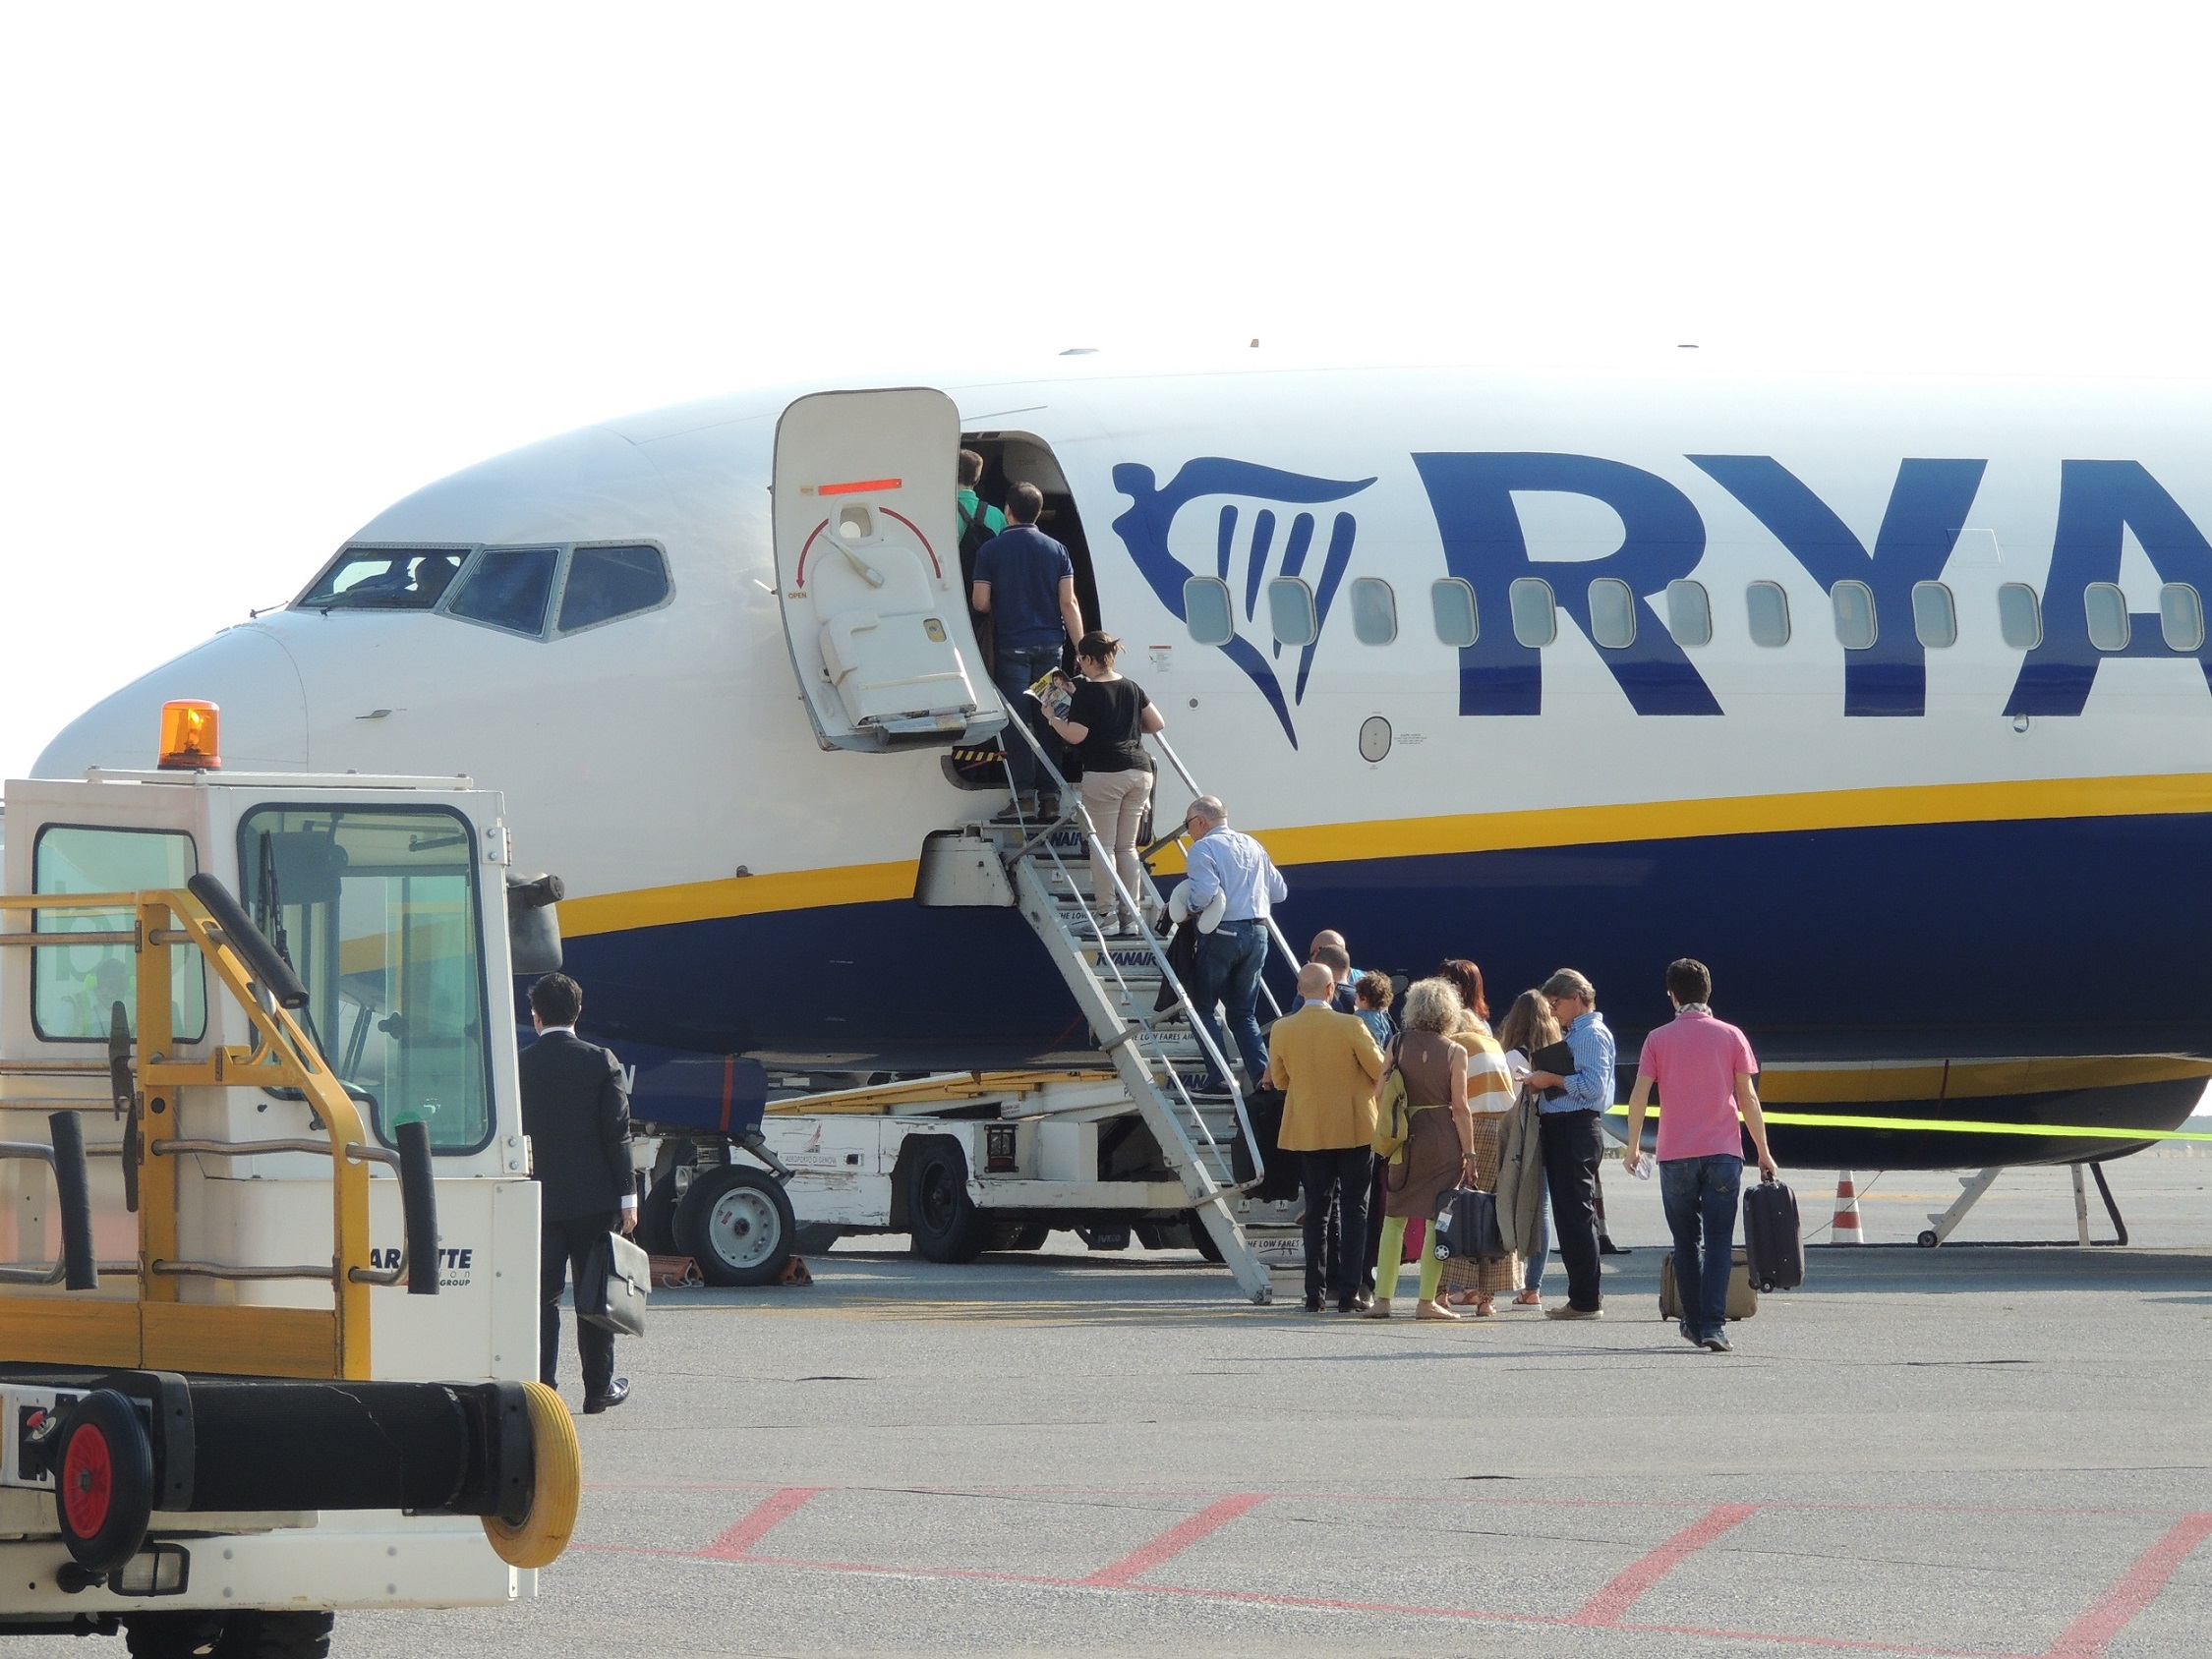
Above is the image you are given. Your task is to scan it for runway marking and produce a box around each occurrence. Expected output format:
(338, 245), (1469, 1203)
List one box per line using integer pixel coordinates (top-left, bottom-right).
(2041, 1511), (2212, 1657)
(701, 1486), (822, 1559)
(1079, 1492), (1267, 1586)
(1569, 1502), (1761, 1625)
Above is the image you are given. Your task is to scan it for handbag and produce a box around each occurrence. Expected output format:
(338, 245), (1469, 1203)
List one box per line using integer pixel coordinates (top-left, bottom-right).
(577, 1229), (650, 1337)
(1432, 1186), (1509, 1264)
(1369, 1040), (1412, 1160)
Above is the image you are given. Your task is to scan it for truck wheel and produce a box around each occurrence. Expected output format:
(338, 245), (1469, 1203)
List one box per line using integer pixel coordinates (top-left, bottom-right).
(634, 1170), (681, 1257)
(906, 1140), (990, 1264)
(675, 1166), (795, 1287)
(480, 1382), (582, 1569)
(994, 1223), (1050, 1251)
(124, 1615), (227, 1657)
(54, 1390), (153, 1573)
(211, 1612), (334, 1657)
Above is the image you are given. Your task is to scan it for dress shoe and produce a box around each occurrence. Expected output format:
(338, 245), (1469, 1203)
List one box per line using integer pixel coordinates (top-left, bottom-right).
(1599, 1236), (1630, 1255)
(583, 1377), (630, 1413)
(1304, 1293), (1324, 1312)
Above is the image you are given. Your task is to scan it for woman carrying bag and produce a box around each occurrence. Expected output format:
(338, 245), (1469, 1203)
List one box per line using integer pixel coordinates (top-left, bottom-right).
(1435, 959), (1521, 1315)
(1366, 977), (1476, 1322)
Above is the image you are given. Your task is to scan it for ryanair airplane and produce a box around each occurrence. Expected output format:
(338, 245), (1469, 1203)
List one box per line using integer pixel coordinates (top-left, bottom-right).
(37, 360), (2212, 1172)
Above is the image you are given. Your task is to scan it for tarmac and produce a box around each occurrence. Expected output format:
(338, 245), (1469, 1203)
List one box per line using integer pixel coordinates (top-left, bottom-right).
(20, 1147), (2212, 1657)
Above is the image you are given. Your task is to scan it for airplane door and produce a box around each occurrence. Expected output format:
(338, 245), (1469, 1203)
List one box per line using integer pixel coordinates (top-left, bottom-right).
(773, 388), (1004, 752)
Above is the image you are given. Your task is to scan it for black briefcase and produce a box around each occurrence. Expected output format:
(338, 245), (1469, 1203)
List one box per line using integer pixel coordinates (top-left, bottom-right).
(1229, 1088), (1301, 1202)
(578, 1229), (650, 1337)
(1433, 1187), (1508, 1263)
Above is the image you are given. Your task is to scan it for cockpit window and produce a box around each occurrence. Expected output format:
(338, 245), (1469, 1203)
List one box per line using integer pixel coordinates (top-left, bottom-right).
(448, 547), (558, 637)
(300, 548), (467, 610)
(558, 544), (670, 633)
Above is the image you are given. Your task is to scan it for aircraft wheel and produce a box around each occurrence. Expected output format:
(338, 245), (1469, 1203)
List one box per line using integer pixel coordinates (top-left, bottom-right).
(634, 1170), (681, 1257)
(1917, 1230), (1940, 1248)
(676, 1166), (795, 1287)
(905, 1140), (990, 1264)
(480, 1381), (581, 1569)
(1190, 1218), (1225, 1264)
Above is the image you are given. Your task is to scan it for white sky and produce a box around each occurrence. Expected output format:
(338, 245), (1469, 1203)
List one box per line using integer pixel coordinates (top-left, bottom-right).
(6, 3), (2212, 779)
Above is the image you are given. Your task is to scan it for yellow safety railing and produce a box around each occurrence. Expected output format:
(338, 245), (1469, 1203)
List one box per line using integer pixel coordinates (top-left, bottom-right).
(0, 886), (384, 1380)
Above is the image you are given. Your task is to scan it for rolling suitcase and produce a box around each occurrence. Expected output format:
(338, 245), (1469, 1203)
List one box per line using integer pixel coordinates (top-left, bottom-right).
(1659, 1247), (1758, 1321)
(1741, 1178), (1804, 1291)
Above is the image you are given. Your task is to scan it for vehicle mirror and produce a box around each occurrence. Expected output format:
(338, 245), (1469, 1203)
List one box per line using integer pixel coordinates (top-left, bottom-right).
(506, 873), (564, 975)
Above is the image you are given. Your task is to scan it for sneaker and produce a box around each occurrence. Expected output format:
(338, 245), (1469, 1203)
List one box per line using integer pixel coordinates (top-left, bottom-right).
(1701, 1332), (1733, 1353)
(1677, 1320), (1700, 1345)
(1543, 1305), (1604, 1320)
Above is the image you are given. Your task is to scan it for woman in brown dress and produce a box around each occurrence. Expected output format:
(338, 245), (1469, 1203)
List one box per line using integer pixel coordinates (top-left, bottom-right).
(1434, 960), (1521, 1314)
(1365, 977), (1477, 1322)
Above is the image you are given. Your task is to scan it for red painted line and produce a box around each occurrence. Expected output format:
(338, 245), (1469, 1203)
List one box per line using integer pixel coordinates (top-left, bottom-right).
(817, 477), (901, 496)
(2043, 1512), (2212, 1657)
(701, 1486), (823, 1559)
(1080, 1492), (1267, 1586)
(1571, 1502), (1761, 1626)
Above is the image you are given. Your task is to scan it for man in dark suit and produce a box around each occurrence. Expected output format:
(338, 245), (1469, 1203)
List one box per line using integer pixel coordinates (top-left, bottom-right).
(522, 973), (637, 1412)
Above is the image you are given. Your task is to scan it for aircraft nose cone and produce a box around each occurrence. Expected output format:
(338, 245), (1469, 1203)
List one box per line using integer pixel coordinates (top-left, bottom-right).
(32, 625), (309, 776)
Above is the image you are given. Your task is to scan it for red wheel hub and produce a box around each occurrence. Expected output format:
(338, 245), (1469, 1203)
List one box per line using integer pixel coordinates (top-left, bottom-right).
(60, 1425), (112, 1538)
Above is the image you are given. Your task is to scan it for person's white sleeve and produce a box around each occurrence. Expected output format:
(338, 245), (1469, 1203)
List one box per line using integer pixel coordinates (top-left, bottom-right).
(1266, 859), (1288, 904)
(1185, 839), (1222, 906)
(619, 1193), (638, 1212)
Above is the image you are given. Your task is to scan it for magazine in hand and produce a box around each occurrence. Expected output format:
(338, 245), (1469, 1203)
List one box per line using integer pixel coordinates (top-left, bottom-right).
(1025, 669), (1074, 720)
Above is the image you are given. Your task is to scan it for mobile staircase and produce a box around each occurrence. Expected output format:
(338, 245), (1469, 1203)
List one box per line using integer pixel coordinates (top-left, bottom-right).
(919, 722), (1308, 1304)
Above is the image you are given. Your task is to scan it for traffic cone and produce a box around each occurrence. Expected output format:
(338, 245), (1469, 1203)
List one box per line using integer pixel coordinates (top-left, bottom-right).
(1831, 1172), (1865, 1243)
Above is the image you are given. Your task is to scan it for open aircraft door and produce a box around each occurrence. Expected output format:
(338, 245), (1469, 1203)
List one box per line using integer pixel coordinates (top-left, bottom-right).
(773, 388), (1004, 753)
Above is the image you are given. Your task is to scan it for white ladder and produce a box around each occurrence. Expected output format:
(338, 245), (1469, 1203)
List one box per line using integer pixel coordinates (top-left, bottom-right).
(978, 807), (1277, 1302)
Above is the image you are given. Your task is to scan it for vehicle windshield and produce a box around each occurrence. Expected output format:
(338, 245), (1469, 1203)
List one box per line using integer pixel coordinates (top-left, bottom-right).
(299, 548), (468, 610)
(239, 804), (491, 1153)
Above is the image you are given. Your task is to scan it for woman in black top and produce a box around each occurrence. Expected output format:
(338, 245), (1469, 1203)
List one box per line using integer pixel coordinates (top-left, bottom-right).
(1042, 630), (1167, 939)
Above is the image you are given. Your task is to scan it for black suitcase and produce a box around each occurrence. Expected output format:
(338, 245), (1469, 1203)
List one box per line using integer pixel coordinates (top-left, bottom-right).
(1229, 1088), (1302, 1203)
(1741, 1178), (1804, 1291)
(1432, 1187), (1508, 1263)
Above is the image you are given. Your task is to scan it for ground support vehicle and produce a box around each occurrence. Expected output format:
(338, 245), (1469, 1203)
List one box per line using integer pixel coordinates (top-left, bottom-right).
(0, 752), (577, 1654)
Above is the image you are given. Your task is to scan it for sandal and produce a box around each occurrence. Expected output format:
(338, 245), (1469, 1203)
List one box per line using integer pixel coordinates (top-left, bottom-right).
(1512, 1289), (1542, 1307)
(1415, 1298), (1460, 1321)
(1474, 1298), (1496, 1317)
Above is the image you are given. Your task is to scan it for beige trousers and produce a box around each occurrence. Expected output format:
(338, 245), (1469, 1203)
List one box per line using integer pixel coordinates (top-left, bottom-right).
(1077, 767), (1153, 929)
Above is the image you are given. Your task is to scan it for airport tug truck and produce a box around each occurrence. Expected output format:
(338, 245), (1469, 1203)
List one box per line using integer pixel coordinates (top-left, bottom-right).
(0, 709), (579, 1654)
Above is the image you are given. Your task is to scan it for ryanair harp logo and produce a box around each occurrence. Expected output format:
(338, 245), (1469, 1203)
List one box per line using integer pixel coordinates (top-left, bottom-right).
(1112, 458), (1375, 747)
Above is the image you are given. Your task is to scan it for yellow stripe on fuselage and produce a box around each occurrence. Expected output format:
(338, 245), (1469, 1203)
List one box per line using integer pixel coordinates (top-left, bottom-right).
(559, 771), (2212, 939)
(1754, 1055), (2212, 1104)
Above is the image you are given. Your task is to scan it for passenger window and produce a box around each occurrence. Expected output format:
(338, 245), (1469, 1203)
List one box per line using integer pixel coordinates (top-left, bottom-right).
(299, 547), (468, 611)
(1184, 577), (1234, 646)
(2084, 582), (2130, 652)
(1747, 582), (1791, 647)
(1349, 577), (1397, 645)
(1267, 577), (1318, 647)
(1429, 579), (1479, 648)
(1664, 579), (1712, 647)
(449, 547), (557, 637)
(1588, 578), (1637, 649)
(559, 544), (670, 633)
(1911, 582), (1957, 649)
(1998, 582), (2043, 650)
(1832, 580), (1878, 650)
(1509, 578), (1556, 648)
(2160, 583), (2204, 652)
(33, 826), (206, 1043)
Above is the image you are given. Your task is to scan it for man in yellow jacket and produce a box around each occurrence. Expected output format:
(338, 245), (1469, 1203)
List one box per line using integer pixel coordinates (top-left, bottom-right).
(1265, 963), (1387, 1312)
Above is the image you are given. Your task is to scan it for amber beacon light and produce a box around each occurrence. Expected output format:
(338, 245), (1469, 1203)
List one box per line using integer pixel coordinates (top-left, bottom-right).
(157, 700), (221, 770)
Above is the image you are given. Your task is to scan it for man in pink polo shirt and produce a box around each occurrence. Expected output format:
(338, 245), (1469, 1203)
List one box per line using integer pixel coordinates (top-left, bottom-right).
(1621, 959), (1777, 1353)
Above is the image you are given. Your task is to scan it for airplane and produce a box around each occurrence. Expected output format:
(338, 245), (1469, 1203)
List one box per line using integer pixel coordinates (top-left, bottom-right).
(33, 357), (2212, 1176)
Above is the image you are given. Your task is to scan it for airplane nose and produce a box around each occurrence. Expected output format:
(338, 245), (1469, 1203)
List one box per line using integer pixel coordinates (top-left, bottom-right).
(33, 625), (310, 776)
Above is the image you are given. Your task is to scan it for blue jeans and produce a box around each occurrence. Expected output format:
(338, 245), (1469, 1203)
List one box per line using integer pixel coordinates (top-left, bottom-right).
(1660, 1154), (1743, 1340)
(1193, 919), (1268, 1091)
(992, 643), (1064, 798)
(1524, 1185), (1550, 1293)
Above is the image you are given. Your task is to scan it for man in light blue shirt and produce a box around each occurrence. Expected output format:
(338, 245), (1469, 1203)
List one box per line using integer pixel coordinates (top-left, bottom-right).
(1178, 795), (1286, 1094)
(1523, 968), (1614, 1318)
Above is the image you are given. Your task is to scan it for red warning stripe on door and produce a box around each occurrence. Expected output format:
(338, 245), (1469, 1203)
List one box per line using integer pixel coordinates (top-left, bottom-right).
(816, 477), (901, 495)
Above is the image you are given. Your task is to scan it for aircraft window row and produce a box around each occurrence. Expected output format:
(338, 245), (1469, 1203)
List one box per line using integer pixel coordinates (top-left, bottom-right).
(298, 543), (670, 640)
(1180, 571), (2212, 658)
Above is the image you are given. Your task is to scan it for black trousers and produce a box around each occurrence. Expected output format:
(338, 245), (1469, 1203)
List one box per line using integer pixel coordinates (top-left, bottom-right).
(1321, 1155), (1387, 1294)
(1300, 1147), (1371, 1301)
(541, 1211), (618, 1397)
(1540, 1110), (1605, 1311)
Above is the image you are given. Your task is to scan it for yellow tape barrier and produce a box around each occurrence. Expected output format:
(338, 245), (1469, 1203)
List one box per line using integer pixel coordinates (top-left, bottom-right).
(1606, 1107), (2212, 1143)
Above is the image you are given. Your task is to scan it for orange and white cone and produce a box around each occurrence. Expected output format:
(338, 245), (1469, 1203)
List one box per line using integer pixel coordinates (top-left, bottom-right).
(1831, 1172), (1865, 1244)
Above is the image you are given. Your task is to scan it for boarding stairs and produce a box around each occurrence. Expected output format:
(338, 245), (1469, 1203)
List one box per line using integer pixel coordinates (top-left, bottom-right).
(967, 728), (1306, 1303)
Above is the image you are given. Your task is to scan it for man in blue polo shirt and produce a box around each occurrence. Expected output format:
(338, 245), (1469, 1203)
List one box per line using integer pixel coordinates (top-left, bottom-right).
(972, 481), (1084, 817)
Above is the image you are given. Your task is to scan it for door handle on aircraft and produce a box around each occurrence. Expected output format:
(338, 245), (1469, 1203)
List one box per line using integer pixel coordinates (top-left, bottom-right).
(820, 530), (887, 590)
